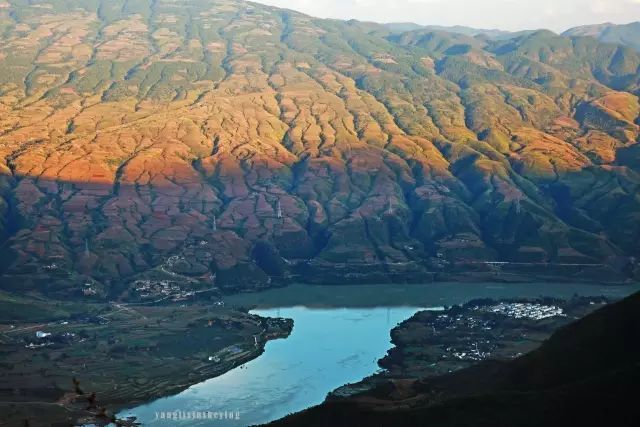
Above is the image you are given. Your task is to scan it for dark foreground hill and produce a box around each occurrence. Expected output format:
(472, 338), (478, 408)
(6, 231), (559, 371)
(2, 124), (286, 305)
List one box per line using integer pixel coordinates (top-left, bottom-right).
(268, 291), (640, 426)
(0, 0), (639, 297)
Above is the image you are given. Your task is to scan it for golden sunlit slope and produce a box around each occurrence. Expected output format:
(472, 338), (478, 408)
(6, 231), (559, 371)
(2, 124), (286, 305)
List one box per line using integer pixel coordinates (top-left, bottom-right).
(0, 0), (638, 295)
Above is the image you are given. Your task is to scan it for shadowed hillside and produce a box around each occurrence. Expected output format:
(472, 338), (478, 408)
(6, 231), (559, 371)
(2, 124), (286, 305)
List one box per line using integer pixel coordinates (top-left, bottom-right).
(0, 0), (639, 296)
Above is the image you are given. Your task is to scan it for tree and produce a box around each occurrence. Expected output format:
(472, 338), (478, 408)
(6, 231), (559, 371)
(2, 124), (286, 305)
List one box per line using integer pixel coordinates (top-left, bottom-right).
(72, 377), (83, 395)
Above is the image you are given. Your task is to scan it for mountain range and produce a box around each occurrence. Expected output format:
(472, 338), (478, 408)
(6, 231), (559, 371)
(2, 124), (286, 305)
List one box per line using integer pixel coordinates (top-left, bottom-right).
(563, 22), (640, 52)
(0, 0), (639, 297)
(387, 21), (640, 51)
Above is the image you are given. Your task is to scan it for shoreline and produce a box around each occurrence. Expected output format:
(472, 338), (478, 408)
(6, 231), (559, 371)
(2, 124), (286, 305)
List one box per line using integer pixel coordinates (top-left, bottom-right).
(105, 282), (639, 424)
(223, 281), (640, 309)
(0, 303), (293, 427)
(0, 334), (290, 427)
(2, 281), (639, 426)
(108, 329), (290, 423)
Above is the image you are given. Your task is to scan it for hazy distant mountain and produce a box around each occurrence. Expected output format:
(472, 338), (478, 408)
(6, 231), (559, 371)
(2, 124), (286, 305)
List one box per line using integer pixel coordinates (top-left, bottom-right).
(384, 23), (533, 40)
(383, 22), (426, 34)
(563, 22), (640, 52)
(0, 0), (639, 298)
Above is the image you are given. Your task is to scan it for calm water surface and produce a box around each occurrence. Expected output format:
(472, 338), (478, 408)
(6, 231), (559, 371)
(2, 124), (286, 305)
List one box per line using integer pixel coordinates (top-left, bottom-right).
(120, 306), (424, 426)
(121, 282), (640, 426)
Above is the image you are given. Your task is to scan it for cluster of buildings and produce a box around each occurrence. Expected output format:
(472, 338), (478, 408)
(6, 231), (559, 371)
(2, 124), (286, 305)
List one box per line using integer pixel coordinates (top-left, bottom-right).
(206, 345), (248, 364)
(424, 313), (497, 361)
(450, 341), (493, 361)
(25, 329), (77, 349)
(82, 283), (98, 296)
(164, 255), (186, 269)
(428, 252), (451, 269)
(187, 240), (209, 249)
(43, 263), (57, 270)
(432, 313), (494, 332)
(132, 279), (195, 301)
(477, 302), (564, 320)
(394, 312), (498, 363)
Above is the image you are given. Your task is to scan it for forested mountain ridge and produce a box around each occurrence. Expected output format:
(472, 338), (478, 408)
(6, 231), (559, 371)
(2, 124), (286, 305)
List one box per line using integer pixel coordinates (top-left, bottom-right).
(564, 22), (640, 52)
(0, 0), (638, 297)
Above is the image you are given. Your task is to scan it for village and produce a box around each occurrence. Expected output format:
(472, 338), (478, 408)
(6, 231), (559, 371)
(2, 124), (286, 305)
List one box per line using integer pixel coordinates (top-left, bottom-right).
(473, 301), (565, 320)
(131, 279), (198, 302)
(419, 311), (502, 363)
(124, 250), (222, 303)
(379, 297), (608, 376)
(24, 329), (80, 349)
(431, 301), (566, 362)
